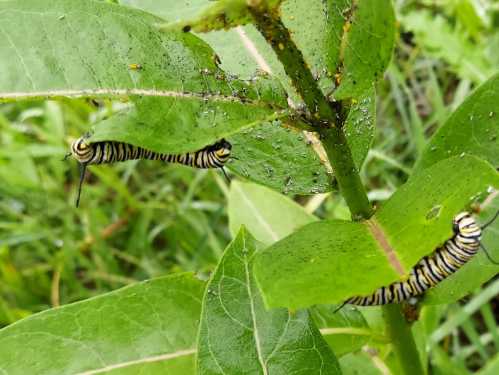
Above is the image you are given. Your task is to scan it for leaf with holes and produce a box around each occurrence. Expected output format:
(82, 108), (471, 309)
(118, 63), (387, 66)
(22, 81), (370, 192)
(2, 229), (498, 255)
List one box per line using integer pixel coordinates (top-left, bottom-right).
(0, 273), (204, 374)
(197, 227), (341, 374)
(416, 73), (499, 172)
(253, 156), (499, 309)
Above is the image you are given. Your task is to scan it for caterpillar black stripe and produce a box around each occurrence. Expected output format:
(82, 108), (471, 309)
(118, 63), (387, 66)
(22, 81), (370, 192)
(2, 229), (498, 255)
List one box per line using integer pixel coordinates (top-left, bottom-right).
(345, 211), (498, 306)
(69, 136), (232, 207)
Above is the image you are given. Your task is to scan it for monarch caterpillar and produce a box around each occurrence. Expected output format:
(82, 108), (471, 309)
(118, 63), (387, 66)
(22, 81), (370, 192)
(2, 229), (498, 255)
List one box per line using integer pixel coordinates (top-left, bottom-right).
(69, 136), (232, 207)
(344, 211), (499, 307)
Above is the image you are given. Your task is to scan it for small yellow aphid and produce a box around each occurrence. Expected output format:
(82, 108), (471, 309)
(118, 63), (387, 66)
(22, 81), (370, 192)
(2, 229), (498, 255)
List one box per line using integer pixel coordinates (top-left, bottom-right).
(278, 42), (285, 50)
(343, 22), (351, 33)
(128, 63), (142, 70)
(334, 73), (342, 85)
(351, 98), (358, 105)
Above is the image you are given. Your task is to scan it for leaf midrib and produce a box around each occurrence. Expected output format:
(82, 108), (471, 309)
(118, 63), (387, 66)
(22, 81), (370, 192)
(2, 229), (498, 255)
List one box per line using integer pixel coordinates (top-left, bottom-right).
(242, 233), (269, 375)
(74, 348), (196, 375)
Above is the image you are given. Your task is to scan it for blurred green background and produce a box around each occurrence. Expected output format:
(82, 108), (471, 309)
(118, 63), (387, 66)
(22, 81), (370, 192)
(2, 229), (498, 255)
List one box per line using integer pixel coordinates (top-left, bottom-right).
(0, 0), (498, 371)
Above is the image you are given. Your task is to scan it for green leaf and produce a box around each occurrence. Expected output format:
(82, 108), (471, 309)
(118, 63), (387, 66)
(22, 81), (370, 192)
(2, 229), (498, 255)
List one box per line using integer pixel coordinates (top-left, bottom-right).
(344, 87), (376, 167)
(89, 73), (288, 154)
(161, 0), (284, 33)
(122, 0), (292, 84)
(0, 0), (292, 154)
(253, 156), (499, 309)
(339, 351), (385, 375)
(311, 305), (373, 358)
(228, 180), (317, 245)
(278, 0), (394, 100)
(254, 218), (398, 309)
(197, 227), (341, 374)
(423, 199), (499, 305)
(329, 0), (396, 100)
(279, 0), (347, 95)
(0, 0), (227, 99)
(228, 124), (332, 195)
(0, 273), (204, 374)
(416, 73), (499, 171)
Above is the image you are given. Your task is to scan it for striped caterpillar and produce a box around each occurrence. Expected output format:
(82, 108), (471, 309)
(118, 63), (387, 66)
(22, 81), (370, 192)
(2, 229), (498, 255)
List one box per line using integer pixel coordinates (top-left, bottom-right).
(344, 211), (498, 306)
(69, 136), (232, 207)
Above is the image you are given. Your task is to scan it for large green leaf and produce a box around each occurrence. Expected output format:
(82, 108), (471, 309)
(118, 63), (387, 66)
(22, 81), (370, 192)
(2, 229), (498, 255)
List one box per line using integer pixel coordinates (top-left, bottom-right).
(0, 0), (241, 98)
(228, 180), (317, 244)
(197, 227), (341, 374)
(0, 0), (290, 153)
(0, 273), (204, 375)
(253, 156), (499, 309)
(416, 73), (499, 171)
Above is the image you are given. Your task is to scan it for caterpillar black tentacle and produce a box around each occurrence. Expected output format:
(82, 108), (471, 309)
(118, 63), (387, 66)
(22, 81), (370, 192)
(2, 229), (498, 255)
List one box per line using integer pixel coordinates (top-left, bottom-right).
(70, 136), (232, 207)
(344, 211), (498, 307)
(480, 243), (499, 265)
(220, 167), (231, 183)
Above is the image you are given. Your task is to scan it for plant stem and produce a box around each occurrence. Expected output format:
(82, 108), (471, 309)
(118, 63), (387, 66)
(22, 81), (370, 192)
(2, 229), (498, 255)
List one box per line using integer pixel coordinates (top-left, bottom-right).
(383, 304), (425, 375)
(251, 7), (424, 374)
(250, 8), (373, 220)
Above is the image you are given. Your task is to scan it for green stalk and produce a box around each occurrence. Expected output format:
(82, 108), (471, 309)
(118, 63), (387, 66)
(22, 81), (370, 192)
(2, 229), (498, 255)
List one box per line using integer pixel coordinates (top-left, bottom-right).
(250, 5), (424, 373)
(250, 8), (373, 220)
(383, 304), (425, 375)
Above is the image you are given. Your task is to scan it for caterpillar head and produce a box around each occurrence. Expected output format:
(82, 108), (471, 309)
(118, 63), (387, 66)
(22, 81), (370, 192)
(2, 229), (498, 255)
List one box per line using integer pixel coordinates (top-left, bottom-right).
(211, 139), (232, 163)
(71, 137), (94, 164)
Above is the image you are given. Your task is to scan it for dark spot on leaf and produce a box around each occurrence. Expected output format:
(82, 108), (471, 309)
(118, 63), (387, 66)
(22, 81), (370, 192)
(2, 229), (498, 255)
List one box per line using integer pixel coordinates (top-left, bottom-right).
(426, 205), (442, 220)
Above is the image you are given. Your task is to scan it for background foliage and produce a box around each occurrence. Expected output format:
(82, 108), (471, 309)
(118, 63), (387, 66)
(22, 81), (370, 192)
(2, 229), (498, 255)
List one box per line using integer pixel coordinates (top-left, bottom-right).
(0, 0), (498, 374)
